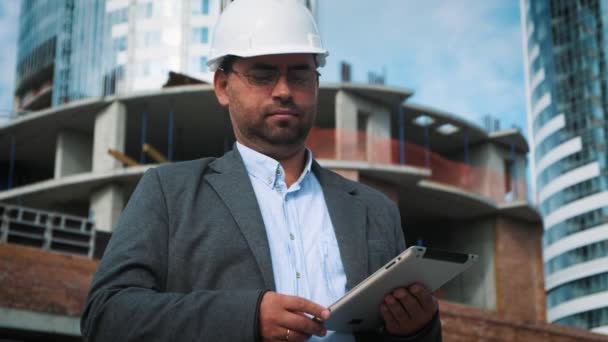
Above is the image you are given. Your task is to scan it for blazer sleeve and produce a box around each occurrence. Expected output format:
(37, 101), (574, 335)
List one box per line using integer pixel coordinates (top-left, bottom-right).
(80, 168), (265, 342)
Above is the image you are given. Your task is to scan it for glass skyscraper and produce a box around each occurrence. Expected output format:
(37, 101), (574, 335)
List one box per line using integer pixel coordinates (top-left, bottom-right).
(14, 0), (316, 113)
(521, 0), (608, 333)
(15, 0), (106, 110)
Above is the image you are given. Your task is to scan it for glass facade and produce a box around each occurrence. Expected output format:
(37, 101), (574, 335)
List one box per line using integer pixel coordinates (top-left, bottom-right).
(67, 0), (106, 103)
(15, 0), (106, 109)
(548, 272), (608, 308)
(555, 307), (608, 330)
(15, 0), (63, 111)
(522, 0), (608, 332)
(545, 240), (608, 275)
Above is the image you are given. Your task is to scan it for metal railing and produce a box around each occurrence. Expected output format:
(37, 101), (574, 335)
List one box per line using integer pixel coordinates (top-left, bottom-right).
(0, 203), (95, 258)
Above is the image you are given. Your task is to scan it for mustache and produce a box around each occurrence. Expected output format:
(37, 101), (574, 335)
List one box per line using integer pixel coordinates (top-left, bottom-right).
(263, 105), (303, 116)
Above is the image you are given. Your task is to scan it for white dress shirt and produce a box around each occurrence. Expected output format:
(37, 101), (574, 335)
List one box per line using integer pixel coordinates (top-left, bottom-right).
(237, 143), (356, 342)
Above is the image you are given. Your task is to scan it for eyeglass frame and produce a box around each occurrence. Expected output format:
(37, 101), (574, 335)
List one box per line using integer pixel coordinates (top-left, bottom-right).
(218, 66), (321, 89)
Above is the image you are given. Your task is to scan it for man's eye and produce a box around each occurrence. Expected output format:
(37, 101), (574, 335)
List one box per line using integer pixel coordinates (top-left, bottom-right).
(290, 71), (310, 83)
(248, 71), (277, 84)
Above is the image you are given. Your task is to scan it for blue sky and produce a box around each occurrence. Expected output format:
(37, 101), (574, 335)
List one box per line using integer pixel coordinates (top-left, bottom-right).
(318, 0), (526, 136)
(0, 1), (526, 136)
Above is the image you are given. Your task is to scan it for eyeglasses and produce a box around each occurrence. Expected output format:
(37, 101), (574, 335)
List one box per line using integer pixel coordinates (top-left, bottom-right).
(220, 67), (320, 89)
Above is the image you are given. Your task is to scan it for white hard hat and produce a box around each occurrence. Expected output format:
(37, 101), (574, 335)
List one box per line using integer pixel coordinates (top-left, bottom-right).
(207, 0), (328, 72)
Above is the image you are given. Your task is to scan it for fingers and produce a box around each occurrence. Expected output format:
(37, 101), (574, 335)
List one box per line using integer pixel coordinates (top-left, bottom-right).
(397, 287), (426, 317)
(380, 284), (438, 336)
(380, 302), (400, 332)
(282, 310), (326, 337)
(409, 284), (438, 314)
(384, 289), (415, 322)
(259, 292), (328, 341)
(267, 326), (310, 342)
(283, 295), (331, 321)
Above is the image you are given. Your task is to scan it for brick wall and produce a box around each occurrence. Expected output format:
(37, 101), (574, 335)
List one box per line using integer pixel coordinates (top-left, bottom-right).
(494, 216), (546, 322)
(440, 301), (607, 341)
(0, 243), (98, 316)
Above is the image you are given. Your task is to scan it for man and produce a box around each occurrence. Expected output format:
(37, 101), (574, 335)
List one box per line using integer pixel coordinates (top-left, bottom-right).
(81, 1), (441, 341)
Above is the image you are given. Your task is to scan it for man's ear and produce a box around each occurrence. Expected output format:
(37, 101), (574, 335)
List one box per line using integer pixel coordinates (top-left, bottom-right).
(213, 71), (230, 107)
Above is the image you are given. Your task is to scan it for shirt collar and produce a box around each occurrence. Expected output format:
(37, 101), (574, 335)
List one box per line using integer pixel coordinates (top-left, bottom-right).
(236, 142), (313, 189)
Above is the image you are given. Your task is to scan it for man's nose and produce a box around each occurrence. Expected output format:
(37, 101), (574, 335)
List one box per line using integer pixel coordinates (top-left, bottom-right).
(271, 73), (292, 101)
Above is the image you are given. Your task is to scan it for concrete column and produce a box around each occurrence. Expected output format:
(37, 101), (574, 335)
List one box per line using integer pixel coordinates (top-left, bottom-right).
(335, 90), (358, 161)
(335, 90), (393, 163)
(421, 218), (497, 311)
(92, 101), (127, 172)
(367, 109), (391, 164)
(54, 130), (92, 178)
(91, 101), (127, 233)
(90, 185), (124, 233)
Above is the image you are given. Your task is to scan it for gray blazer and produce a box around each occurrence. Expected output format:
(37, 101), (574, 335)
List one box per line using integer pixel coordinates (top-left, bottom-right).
(81, 149), (441, 342)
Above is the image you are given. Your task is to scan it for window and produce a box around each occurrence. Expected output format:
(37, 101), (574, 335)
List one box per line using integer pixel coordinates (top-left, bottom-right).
(137, 31), (161, 48)
(113, 37), (127, 52)
(545, 240), (608, 276)
(200, 56), (208, 73)
(504, 159), (514, 195)
(555, 307), (608, 330)
(109, 7), (129, 25)
(190, 56), (208, 73)
(192, 0), (210, 15)
(192, 27), (209, 44)
(138, 2), (153, 18)
(137, 61), (151, 77)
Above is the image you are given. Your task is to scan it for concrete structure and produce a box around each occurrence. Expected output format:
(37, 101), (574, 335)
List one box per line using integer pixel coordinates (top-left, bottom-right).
(2, 80), (607, 340)
(521, 0), (608, 333)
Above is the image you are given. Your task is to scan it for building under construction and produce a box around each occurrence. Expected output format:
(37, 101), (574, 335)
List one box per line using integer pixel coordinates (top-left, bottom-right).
(2, 77), (608, 341)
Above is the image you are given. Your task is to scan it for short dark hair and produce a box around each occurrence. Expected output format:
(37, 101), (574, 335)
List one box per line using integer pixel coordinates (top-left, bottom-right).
(219, 55), (239, 73)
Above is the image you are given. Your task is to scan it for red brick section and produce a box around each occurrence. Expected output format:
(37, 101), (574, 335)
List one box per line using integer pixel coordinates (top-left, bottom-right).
(0, 243), (98, 317)
(440, 300), (608, 342)
(494, 216), (547, 322)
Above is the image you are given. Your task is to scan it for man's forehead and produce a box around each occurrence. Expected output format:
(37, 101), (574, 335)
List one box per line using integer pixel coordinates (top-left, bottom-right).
(236, 53), (316, 68)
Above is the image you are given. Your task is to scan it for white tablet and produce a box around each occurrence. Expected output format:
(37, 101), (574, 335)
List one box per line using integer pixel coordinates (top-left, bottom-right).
(322, 246), (478, 333)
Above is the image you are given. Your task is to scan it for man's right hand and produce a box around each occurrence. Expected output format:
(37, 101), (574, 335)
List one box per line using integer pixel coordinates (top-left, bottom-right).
(259, 291), (331, 341)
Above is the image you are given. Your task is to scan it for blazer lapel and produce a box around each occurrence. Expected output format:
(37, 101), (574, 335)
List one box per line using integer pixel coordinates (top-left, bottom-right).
(205, 149), (276, 290)
(314, 162), (368, 290)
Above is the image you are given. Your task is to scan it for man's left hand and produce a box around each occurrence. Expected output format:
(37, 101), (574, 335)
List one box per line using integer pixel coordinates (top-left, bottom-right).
(380, 283), (438, 336)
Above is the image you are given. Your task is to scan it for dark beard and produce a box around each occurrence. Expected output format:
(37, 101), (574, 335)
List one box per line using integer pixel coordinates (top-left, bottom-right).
(244, 118), (312, 146)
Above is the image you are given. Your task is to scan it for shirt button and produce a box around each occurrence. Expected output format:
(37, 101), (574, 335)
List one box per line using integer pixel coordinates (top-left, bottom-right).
(276, 169), (282, 176)
(296, 272), (301, 279)
(289, 233), (295, 240)
(267, 178), (273, 185)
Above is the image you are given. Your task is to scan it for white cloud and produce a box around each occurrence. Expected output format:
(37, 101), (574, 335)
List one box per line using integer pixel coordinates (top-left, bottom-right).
(0, 1), (20, 122)
(319, 0), (526, 135)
